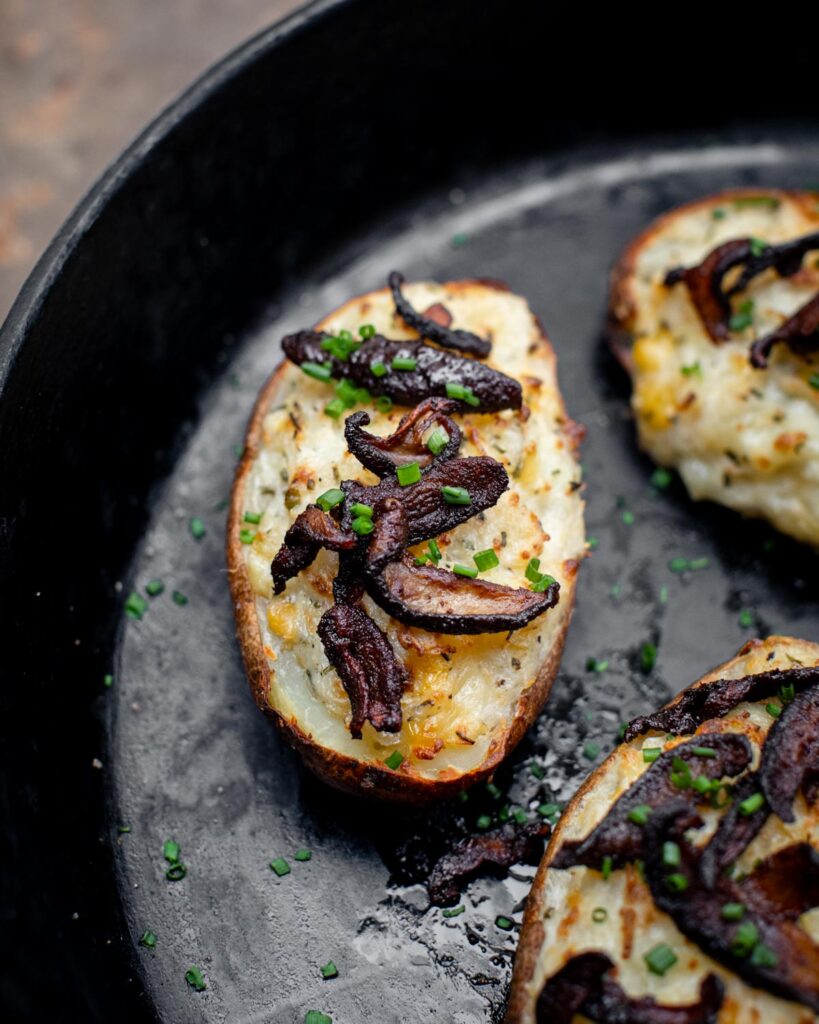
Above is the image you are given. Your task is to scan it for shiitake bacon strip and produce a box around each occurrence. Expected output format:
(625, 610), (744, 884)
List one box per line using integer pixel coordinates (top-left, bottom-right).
(698, 774), (767, 889)
(270, 505), (357, 595)
(750, 293), (819, 368)
(388, 271), (492, 358)
(665, 230), (819, 344)
(551, 734), (751, 872)
(427, 820), (549, 907)
(316, 603), (407, 738)
(644, 806), (819, 1013)
(281, 329), (521, 411)
(365, 498), (408, 574)
(344, 398), (462, 477)
(759, 682), (819, 822)
(535, 951), (724, 1024)
(365, 553), (558, 635)
(742, 843), (819, 922)
(624, 665), (819, 742)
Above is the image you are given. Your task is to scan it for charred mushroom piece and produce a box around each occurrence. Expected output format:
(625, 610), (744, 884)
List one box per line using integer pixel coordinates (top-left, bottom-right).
(759, 682), (819, 822)
(644, 805), (819, 1013)
(665, 230), (819, 345)
(535, 951), (724, 1024)
(750, 292), (819, 368)
(427, 820), (549, 906)
(365, 498), (408, 574)
(742, 843), (819, 921)
(388, 271), (492, 358)
(552, 734), (752, 872)
(282, 330), (521, 411)
(366, 553), (559, 635)
(317, 603), (407, 738)
(699, 774), (767, 889)
(344, 398), (462, 477)
(624, 665), (819, 741)
(270, 505), (357, 594)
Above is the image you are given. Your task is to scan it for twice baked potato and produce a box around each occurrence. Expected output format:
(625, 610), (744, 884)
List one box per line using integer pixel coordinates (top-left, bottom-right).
(609, 189), (819, 546)
(227, 275), (585, 801)
(507, 635), (819, 1023)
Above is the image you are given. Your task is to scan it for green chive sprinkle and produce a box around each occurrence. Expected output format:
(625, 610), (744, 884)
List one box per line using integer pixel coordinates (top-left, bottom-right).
(628, 804), (652, 826)
(668, 556), (708, 573)
(586, 536), (599, 550)
(473, 548), (499, 572)
(739, 792), (765, 816)
(476, 814), (492, 829)
(530, 573), (556, 593)
(453, 563), (478, 578)
(138, 930), (157, 948)
(324, 397), (346, 419)
(662, 841), (681, 868)
(750, 237), (768, 258)
(384, 750), (404, 770)
(166, 863), (187, 881)
(320, 961), (338, 979)
(733, 195), (780, 210)
(145, 580), (164, 597)
(665, 872), (689, 893)
(750, 943), (778, 968)
(371, 360), (388, 378)
(104, 674), (114, 688)
(375, 395), (393, 414)
(117, 825), (131, 834)
(692, 746), (717, 758)
(621, 509), (634, 525)
(681, 362), (702, 377)
(185, 966), (207, 991)
(640, 642), (657, 672)
(163, 839), (181, 864)
(809, 373), (819, 390)
(592, 907), (608, 923)
(582, 741), (600, 761)
(391, 356), (418, 371)
(766, 702), (782, 718)
(495, 915), (514, 931)
(337, 330), (353, 343)
(659, 585), (669, 604)
(712, 208), (726, 220)
(239, 528), (255, 544)
(486, 781), (502, 799)
(738, 608), (754, 629)
(244, 511), (262, 524)
(427, 427), (450, 455)
(651, 467), (673, 489)
(304, 1013), (332, 1024)
(189, 517), (206, 540)
(729, 299), (754, 332)
(721, 902), (745, 921)
(441, 485), (470, 505)
(692, 775), (712, 795)
(601, 855), (613, 880)
(525, 558), (542, 582)
(530, 762), (545, 780)
(350, 502), (373, 518)
(643, 747), (662, 763)
(442, 905), (465, 918)
(427, 539), (442, 563)
(294, 849), (312, 862)
(445, 381), (480, 406)
(586, 657), (609, 673)
(537, 803), (561, 821)
(270, 857), (291, 877)
(397, 462), (421, 486)
(731, 920), (760, 957)
(301, 361), (332, 382)
(780, 681), (796, 702)
(316, 488), (344, 512)
(359, 324), (376, 339)
(645, 943), (678, 976)
(172, 590), (188, 606)
(125, 592), (148, 620)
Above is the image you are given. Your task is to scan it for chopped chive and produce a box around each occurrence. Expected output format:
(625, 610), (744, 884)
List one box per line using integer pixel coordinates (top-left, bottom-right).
(645, 943), (678, 976)
(384, 750), (404, 770)
(582, 741), (600, 761)
(104, 674), (114, 688)
(738, 792), (765, 816)
(145, 580), (164, 597)
(530, 573), (556, 593)
(163, 839), (181, 864)
(442, 905), (465, 918)
(662, 841), (681, 868)
(445, 381), (480, 406)
(350, 502), (373, 518)
(586, 536), (599, 550)
(650, 467), (673, 489)
(731, 920), (760, 957)
(185, 966), (207, 992)
(473, 548), (499, 572)
(337, 329), (353, 343)
(486, 781), (502, 799)
(809, 373), (819, 390)
(618, 723), (628, 741)
(294, 849), (312, 862)
(750, 237), (768, 258)
(621, 509), (634, 525)
(525, 558), (542, 582)
(324, 397), (346, 418)
(172, 590), (188, 606)
(729, 299), (754, 332)
(512, 807), (528, 825)
(396, 462), (421, 486)
(375, 395), (393, 414)
(692, 775), (712, 795)
(391, 356), (418, 371)
(304, 1013), (332, 1024)
(239, 528), (255, 544)
(320, 961), (338, 979)
(640, 642), (657, 672)
(530, 761), (545, 780)
(370, 360), (388, 377)
(692, 746), (717, 758)
(721, 902), (745, 921)
(669, 556), (709, 573)
(750, 943), (778, 967)
(537, 803), (561, 821)
(270, 857), (291, 877)
(592, 907), (608, 923)
(125, 592), (149, 619)
(476, 814), (492, 829)
(189, 517), (206, 540)
(426, 427), (450, 455)
(453, 563), (478, 578)
(681, 361), (702, 377)
(659, 585), (669, 604)
(586, 657), (609, 673)
(711, 208), (726, 220)
(628, 804), (652, 826)
(441, 485), (471, 505)
(665, 872), (689, 893)
(765, 702), (782, 718)
(316, 488), (345, 512)
(359, 323), (376, 339)
(780, 681), (796, 702)
(688, 557), (709, 570)
(733, 195), (780, 210)
(301, 361), (332, 382)
(738, 608), (754, 629)
(601, 855), (613, 880)
(643, 747), (662, 763)
(495, 915), (514, 931)
(166, 863), (187, 881)
(427, 539), (442, 563)
(138, 930), (157, 949)
(334, 378), (360, 406)
(244, 511), (262, 524)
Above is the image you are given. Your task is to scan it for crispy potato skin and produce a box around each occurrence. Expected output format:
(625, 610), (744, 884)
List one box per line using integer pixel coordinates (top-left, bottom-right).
(505, 635), (819, 1024)
(227, 280), (583, 802)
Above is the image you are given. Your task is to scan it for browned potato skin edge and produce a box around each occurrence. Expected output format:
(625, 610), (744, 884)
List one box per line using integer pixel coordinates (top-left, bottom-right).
(605, 188), (819, 374)
(226, 278), (584, 803)
(504, 635), (819, 1023)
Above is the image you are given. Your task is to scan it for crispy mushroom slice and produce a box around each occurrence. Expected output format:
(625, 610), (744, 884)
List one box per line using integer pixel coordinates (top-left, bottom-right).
(742, 843), (819, 921)
(365, 553), (559, 635)
(750, 292), (819, 368)
(427, 820), (550, 907)
(535, 952), (724, 1024)
(270, 505), (357, 594)
(365, 497), (408, 574)
(698, 774), (767, 889)
(551, 734), (752, 872)
(759, 682), (819, 822)
(388, 271), (492, 358)
(316, 603), (407, 738)
(344, 398), (462, 477)
(281, 330), (521, 411)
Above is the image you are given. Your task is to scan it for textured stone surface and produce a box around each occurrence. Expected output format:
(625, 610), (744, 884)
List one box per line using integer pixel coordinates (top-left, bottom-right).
(0, 0), (299, 323)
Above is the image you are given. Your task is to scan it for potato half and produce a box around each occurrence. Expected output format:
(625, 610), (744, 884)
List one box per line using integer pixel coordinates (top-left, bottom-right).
(227, 279), (585, 801)
(609, 189), (819, 546)
(507, 635), (819, 1023)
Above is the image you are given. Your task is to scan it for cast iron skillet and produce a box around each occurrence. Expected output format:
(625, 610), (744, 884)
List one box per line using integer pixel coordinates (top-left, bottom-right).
(2, 2), (819, 1020)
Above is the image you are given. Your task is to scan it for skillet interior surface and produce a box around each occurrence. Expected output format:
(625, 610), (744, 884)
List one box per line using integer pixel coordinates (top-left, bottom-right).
(2, 3), (819, 1022)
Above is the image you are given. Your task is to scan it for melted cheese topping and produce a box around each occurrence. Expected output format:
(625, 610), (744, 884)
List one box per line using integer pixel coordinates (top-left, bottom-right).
(623, 192), (819, 546)
(238, 282), (585, 778)
(516, 637), (819, 1024)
